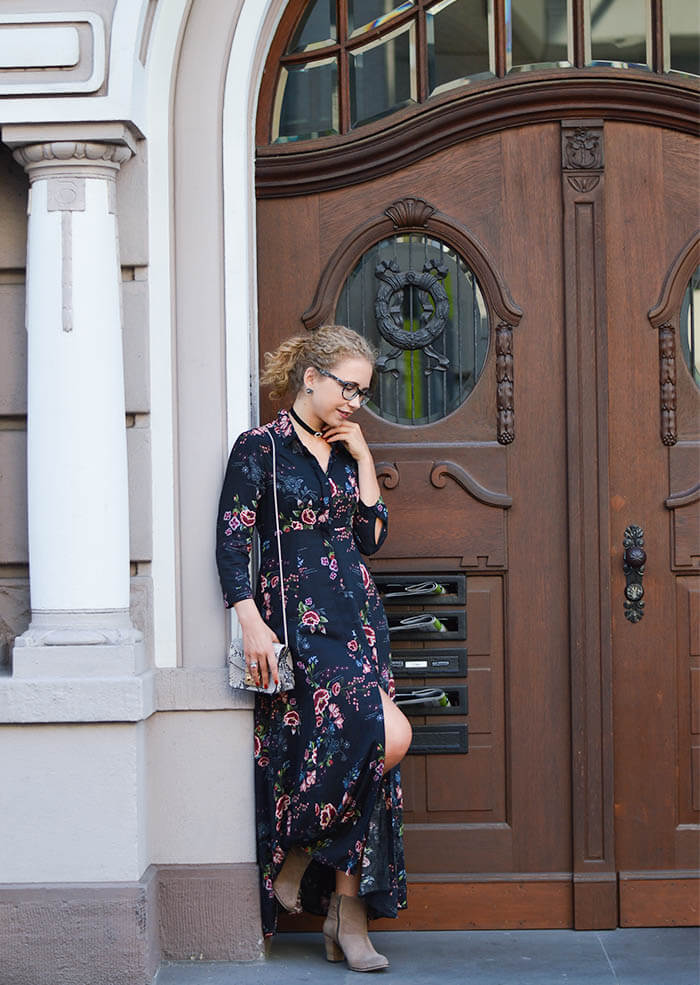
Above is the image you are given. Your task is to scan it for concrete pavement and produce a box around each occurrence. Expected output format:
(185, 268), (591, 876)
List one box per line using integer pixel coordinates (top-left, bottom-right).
(155, 927), (699, 985)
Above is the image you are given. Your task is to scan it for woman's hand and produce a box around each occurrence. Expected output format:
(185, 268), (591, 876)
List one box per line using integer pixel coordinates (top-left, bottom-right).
(233, 598), (280, 689)
(324, 420), (384, 541)
(323, 419), (371, 464)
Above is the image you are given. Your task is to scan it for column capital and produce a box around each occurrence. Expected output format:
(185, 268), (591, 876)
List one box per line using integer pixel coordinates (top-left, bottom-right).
(2, 121), (138, 181)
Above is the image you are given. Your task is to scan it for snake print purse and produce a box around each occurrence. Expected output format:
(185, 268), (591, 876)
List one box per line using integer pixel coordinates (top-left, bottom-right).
(227, 428), (295, 695)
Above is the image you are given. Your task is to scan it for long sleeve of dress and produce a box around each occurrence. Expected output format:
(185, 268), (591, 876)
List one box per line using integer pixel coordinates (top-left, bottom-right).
(215, 430), (266, 607)
(352, 496), (388, 556)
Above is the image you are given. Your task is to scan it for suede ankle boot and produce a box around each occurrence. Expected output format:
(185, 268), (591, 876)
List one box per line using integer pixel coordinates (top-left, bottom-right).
(322, 891), (389, 972)
(272, 845), (310, 914)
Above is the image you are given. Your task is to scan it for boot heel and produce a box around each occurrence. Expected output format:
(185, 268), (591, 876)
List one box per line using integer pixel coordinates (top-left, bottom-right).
(324, 934), (344, 962)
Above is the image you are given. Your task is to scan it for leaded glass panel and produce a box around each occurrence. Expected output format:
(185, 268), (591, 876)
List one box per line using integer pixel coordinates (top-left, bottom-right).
(586, 0), (648, 67)
(664, 0), (700, 76)
(348, 1), (415, 36)
(507, 0), (571, 71)
(680, 265), (700, 388)
(349, 24), (417, 127)
(273, 59), (339, 142)
(289, 0), (337, 52)
(336, 234), (490, 425)
(427, 0), (494, 94)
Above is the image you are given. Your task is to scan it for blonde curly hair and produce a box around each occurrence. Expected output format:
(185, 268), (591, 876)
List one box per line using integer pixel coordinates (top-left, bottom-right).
(261, 325), (377, 400)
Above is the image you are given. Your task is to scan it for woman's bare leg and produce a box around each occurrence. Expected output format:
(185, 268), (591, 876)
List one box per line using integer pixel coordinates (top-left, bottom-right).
(380, 687), (412, 771)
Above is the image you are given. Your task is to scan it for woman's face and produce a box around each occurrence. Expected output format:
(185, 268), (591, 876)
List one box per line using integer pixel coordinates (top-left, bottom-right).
(305, 356), (373, 427)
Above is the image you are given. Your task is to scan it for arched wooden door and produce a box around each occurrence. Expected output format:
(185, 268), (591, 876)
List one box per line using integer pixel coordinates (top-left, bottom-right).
(254, 0), (699, 931)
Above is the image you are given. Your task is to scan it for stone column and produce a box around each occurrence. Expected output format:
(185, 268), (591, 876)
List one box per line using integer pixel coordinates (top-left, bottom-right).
(3, 123), (144, 678)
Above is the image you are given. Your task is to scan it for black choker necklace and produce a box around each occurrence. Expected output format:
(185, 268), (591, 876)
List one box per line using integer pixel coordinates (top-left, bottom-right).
(289, 405), (325, 438)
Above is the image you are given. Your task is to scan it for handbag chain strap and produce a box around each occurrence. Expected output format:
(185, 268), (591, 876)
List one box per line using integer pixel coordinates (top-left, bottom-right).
(267, 428), (288, 649)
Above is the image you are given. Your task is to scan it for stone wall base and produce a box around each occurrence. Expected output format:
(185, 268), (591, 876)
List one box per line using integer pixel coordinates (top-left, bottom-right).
(0, 862), (262, 985)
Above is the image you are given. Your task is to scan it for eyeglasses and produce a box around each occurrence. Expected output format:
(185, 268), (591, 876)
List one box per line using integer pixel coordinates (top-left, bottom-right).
(318, 369), (373, 406)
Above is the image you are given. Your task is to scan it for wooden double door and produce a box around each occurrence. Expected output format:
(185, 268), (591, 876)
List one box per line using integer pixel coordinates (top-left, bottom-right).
(256, 118), (699, 929)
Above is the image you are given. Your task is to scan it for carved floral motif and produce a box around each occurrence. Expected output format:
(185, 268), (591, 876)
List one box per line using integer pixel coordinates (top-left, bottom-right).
(562, 128), (603, 170)
(496, 322), (515, 444)
(659, 322), (677, 446)
(567, 175), (600, 193)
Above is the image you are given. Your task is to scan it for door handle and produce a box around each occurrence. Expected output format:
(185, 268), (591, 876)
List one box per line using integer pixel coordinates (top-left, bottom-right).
(623, 524), (646, 623)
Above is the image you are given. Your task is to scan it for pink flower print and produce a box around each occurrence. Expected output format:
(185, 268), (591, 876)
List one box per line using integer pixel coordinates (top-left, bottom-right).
(273, 845), (284, 865)
(315, 715), (323, 727)
(363, 624), (376, 646)
(355, 840), (364, 855)
(275, 793), (290, 820)
(229, 515), (241, 531)
(301, 609), (321, 629)
(301, 507), (316, 525)
(331, 682), (341, 696)
(313, 688), (330, 717)
(330, 558), (338, 572)
(270, 575), (279, 588)
(292, 521), (303, 530)
(254, 734), (261, 757)
(329, 704), (344, 728)
(321, 556), (329, 566)
(319, 803), (337, 829)
(305, 597), (313, 605)
(300, 769), (317, 792)
(317, 511), (329, 524)
(240, 508), (256, 527)
(258, 756), (269, 768)
(348, 639), (358, 652)
(329, 477), (338, 496)
(283, 710), (300, 730)
(360, 564), (371, 589)
(223, 511), (232, 521)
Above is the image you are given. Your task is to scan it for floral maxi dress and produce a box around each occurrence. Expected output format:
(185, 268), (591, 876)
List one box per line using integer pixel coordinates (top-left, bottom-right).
(216, 409), (406, 936)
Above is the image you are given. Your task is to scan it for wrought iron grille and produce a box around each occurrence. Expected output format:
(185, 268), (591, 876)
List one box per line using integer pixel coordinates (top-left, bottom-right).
(335, 233), (489, 425)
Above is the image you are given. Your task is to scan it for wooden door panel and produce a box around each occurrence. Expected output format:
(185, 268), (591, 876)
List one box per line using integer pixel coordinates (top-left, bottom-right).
(606, 122), (700, 922)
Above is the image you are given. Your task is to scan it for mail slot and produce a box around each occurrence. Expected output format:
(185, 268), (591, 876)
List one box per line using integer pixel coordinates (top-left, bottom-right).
(396, 684), (468, 717)
(376, 573), (466, 606)
(407, 724), (468, 755)
(387, 610), (466, 640)
(391, 647), (467, 678)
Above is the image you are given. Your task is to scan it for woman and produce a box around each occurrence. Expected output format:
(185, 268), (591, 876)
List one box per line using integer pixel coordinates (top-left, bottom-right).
(216, 325), (411, 972)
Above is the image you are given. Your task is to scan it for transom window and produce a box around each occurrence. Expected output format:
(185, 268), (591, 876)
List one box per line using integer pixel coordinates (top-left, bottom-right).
(271, 0), (700, 143)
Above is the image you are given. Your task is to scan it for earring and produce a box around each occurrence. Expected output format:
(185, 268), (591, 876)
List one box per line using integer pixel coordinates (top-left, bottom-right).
(305, 387), (313, 394)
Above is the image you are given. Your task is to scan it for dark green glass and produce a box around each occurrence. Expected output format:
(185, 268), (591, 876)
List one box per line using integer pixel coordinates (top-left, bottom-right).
(427, 0), (493, 94)
(274, 59), (339, 143)
(289, 0), (337, 52)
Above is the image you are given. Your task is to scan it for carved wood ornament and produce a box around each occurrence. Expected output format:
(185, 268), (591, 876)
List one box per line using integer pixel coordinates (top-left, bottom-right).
(648, 231), (700, 447)
(658, 323), (677, 445)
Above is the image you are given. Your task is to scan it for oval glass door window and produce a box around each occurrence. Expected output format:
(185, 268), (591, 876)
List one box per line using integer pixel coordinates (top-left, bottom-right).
(680, 263), (699, 387)
(336, 233), (489, 425)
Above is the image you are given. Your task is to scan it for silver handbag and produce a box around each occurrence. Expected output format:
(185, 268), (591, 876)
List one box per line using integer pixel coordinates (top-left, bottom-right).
(227, 427), (295, 695)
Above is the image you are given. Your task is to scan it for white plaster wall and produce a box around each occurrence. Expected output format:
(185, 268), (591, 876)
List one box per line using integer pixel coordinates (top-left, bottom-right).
(146, 710), (256, 863)
(0, 722), (147, 882)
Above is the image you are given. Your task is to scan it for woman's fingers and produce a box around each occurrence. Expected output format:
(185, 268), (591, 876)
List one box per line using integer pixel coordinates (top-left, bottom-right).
(267, 649), (280, 689)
